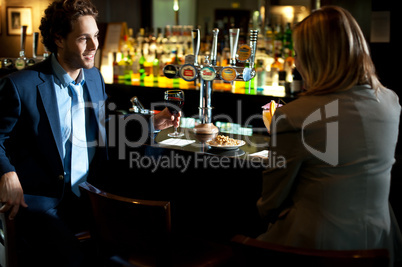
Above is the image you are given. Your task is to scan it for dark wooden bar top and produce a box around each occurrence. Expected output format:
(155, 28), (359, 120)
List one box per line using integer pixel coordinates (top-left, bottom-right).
(95, 119), (274, 241)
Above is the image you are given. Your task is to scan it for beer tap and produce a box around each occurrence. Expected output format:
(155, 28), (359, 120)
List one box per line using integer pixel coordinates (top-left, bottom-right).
(219, 29), (240, 84)
(193, 28), (219, 135)
(248, 30), (259, 70)
(162, 28), (259, 135)
(192, 29), (200, 66)
(243, 30), (259, 93)
(229, 28), (239, 66)
(210, 28), (219, 66)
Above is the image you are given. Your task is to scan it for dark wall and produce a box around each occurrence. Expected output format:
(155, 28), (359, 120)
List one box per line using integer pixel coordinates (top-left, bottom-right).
(321, 0), (398, 93)
(321, 0), (371, 38)
(370, 1), (398, 91)
(91, 0), (152, 34)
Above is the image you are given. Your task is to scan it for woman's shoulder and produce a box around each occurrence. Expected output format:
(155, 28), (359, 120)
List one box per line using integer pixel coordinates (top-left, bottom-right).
(277, 93), (336, 116)
(281, 85), (399, 111)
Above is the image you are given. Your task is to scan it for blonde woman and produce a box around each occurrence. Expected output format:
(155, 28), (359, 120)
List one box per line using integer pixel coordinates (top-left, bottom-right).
(257, 6), (402, 264)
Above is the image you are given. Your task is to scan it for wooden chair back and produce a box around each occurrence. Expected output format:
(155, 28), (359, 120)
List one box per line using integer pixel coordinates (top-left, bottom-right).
(79, 182), (172, 265)
(230, 235), (390, 267)
(0, 212), (17, 267)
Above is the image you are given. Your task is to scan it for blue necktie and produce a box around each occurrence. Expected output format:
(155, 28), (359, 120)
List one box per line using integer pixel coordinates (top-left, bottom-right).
(69, 82), (88, 196)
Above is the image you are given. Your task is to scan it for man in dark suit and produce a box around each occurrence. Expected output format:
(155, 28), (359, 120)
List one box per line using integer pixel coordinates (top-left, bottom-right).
(0, 0), (179, 266)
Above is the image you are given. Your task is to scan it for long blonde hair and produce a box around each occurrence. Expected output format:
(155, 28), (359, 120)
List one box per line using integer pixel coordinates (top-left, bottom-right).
(293, 6), (383, 95)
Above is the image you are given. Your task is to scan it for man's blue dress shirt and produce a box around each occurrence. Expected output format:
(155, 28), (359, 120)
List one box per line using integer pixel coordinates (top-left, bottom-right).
(51, 54), (96, 186)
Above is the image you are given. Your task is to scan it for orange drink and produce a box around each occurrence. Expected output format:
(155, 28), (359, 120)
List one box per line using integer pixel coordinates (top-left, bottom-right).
(262, 100), (282, 133)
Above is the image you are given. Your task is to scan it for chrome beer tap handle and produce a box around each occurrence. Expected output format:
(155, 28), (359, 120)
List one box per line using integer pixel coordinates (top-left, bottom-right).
(192, 29), (200, 66)
(229, 28), (240, 66)
(248, 30), (259, 70)
(243, 30), (259, 83)
(210, 28), (219, 66)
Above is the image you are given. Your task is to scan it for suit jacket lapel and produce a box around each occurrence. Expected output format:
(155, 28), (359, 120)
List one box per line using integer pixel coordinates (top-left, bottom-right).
(84, 69), (107, 148)
(37, 72), (64, 161)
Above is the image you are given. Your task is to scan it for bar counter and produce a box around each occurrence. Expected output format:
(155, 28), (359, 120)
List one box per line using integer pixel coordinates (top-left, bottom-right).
(99, 83), (402, 244)
(101, 141), (270, 241)
(95, 104), (280, 242)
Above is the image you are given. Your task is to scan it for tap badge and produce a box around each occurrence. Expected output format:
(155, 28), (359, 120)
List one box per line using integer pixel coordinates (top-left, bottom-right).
(221, 67), (237, 82)
(163, 64), (178, 79)
(179, 64), (197, 82)
(200, 66), (216, 81)
(237, 44), (251, 62)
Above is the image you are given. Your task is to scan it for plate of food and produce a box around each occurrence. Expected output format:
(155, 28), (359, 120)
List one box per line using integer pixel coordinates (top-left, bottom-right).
(206, 135), (245, 150)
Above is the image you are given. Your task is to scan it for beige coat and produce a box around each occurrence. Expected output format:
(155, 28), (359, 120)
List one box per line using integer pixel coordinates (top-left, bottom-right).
(257, 85), (402, 262)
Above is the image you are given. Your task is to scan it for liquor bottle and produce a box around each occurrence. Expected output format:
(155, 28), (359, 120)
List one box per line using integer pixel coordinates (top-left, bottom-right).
(283, 23), (295, 91)
(136, 28), (145, 53)
(148, 34), (157, 59)
(33, 32), (39, 58)
(171, 48), (180, 65)
(129, 48), (139, 85)
(255, 59), (266, 93)
(271, 54), (283, 87)
(26, 58), (36, 67)
(144, 59), (154, 83)
(156, 27), (164, 55)
(162, 25), (172, 56)
(221, 46), (230, 66)
(127, 28), (135, 54)
(153, 52), (160, 85)
(284, 49), (295, 84)
(112, 52), (119, 83)
(139, 49), (146, 84)
(291, 68), (303, 94)
(28, 32), (39, 66)
(2, 59), (14, 69)
(117, 52), (126, 83)
(271, 54), (284, 71)
(283, 23), (293, 58)
(124, 51), (133, 85)
(265, 24), (274, 57)
(15, 26), (28, 70)
(273, 24), (283, 58)
(15, 51), (27, 70)
(43, 50), (49, 61)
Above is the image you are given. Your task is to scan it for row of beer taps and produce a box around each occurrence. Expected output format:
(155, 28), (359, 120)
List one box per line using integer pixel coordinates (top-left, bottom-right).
(163, 28), (259, 135)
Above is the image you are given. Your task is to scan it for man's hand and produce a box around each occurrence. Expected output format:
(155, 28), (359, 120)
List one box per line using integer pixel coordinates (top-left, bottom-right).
(153, 107), (181, 130)
(0, 171), (28, 220)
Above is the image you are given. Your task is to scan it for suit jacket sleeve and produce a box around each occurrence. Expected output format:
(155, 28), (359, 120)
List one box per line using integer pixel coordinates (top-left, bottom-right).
(0, 76), (20, 176)
(256, 108), (305, 223)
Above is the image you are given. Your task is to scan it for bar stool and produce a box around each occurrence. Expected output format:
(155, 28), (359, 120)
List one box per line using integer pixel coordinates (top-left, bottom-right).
(79, 181), (233, 266)
(229, 234), (390, 266)
(0, 211), (18, 267)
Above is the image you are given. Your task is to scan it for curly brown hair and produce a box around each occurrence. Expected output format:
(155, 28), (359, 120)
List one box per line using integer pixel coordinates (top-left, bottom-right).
(39, 0), (98, 53)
